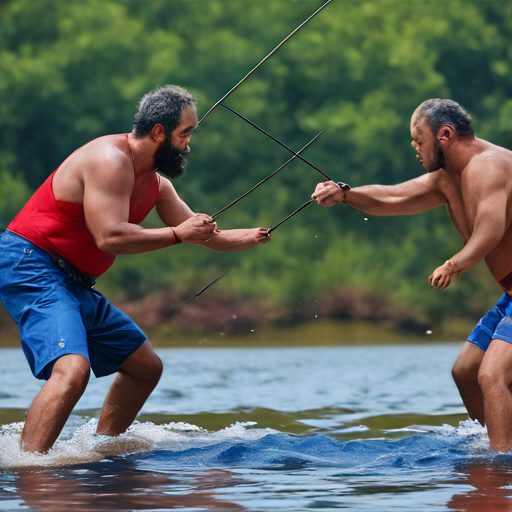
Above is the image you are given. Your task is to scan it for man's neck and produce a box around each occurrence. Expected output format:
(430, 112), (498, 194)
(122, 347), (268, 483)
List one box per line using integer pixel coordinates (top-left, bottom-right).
(127, 133), (158, 176)
(444, 137), (485, 174)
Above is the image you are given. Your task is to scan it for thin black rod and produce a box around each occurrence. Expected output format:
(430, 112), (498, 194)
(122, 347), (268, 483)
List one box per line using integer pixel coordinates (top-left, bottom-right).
(211, 130), (324, 220)
(221, 104), (335, 182)
(348, 207), (446, 261)
(267, 199), (315, 234)
(198, 0), (334, 124)
(172, 268), (234, 311)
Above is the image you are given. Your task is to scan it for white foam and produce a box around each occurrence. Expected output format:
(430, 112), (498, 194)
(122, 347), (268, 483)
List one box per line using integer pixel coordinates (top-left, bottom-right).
(0, 419), (276, 470)
(384, 419), (487, 436)
(383, 419), (491, 452)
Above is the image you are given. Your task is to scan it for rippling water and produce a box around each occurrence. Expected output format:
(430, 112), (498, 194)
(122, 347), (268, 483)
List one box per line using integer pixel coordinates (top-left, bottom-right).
(1, 343), (511, 511)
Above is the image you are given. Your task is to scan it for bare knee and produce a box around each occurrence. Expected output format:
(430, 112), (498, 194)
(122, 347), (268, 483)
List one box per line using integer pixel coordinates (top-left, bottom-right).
(50, 355), (91, 396)
(120, 341), (163, 387)
(477, 363), (507, 394)
(142, 355), (163, 387)
(452, 357), (479, 387)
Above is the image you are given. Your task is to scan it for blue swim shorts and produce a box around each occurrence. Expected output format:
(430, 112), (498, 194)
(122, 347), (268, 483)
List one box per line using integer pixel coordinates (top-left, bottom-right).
(0, 231), (147, 380)
(467, 292), (512, 352)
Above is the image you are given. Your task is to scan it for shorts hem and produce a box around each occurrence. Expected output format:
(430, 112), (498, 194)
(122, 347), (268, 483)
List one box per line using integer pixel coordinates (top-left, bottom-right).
(34, 350), (91, 381)
(467, 338), (487, 353)
(90, 336), (148, 379)
(491, 334), (512, 345)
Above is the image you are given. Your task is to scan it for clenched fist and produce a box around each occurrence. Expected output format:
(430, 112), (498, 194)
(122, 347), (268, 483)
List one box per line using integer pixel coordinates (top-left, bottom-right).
(174, 213), (218, 243)
(312, 181), (345, 207)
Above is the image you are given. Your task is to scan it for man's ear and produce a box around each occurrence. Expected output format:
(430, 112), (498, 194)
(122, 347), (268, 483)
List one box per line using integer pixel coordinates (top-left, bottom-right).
(437, 124), (456, 144)
(150, 124), (166, 143)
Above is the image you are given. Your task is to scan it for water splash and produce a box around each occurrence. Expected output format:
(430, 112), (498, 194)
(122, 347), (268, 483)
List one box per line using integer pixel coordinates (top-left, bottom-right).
(0, 419), (276, 470)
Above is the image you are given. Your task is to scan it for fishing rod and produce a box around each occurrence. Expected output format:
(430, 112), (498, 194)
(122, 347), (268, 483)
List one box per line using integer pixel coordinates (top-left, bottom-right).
(265, 195), (446, 260)
(221, 104), (350, 190)
(220, 106), (446, 259)
(267, 199), (315, 235)
(171, 268), (234, 312)
(198, 0), (334, 124)
(211, 130), (324, 220)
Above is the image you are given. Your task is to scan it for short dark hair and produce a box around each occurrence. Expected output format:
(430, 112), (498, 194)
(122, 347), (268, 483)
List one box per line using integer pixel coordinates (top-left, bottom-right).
(415, 99), (474, 138)
(132, 85), (197, 137)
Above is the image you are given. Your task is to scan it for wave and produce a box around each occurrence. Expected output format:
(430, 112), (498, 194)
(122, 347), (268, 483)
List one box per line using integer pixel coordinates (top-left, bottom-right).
(0, 418), (495, 472)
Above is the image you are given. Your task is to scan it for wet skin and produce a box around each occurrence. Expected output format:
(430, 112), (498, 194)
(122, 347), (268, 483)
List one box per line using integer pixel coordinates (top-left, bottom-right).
(311, 110), (512, 452)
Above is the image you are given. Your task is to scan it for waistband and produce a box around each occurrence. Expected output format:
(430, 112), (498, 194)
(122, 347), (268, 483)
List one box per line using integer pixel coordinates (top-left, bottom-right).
(2, 230), (97, 290)
(53, 256), (98, 290)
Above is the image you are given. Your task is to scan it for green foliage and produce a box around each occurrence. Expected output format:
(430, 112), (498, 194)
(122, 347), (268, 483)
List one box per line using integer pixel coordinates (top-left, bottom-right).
(0, 0), (511, 324)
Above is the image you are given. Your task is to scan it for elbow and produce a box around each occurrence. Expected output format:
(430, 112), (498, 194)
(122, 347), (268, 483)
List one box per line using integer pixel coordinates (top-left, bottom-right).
(96, 236), (118, 254)
(94, 228), (125, 254)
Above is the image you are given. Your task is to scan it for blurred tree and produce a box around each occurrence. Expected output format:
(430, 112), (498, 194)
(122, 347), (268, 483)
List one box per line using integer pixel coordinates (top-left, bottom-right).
(0, 0), (510, 327)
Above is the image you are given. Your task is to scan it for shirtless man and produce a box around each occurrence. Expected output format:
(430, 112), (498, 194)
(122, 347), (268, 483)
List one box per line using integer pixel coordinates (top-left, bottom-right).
(312, 98), (512, 452)
(0, 85), (269, 453)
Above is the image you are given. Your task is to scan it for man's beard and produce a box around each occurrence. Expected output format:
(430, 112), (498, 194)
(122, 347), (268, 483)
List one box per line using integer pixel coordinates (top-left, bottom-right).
(426, 140), (445, 173)
(153, 136), (187, 179)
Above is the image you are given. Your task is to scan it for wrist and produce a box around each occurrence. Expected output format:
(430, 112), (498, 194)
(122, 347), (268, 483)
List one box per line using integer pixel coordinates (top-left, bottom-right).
(445, 260), (462, 275)
(171, 227), (182, 245)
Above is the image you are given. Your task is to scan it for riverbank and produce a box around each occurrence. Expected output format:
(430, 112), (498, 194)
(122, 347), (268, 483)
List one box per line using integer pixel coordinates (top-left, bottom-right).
(0, 288), (475, 348)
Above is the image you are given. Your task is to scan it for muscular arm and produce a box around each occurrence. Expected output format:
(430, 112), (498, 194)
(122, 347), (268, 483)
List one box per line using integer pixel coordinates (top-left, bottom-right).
(156, 178), (269, 252)
(312, 174), (445, 215)
(430, 161), (511, 288)
(84, 155), (212, 255)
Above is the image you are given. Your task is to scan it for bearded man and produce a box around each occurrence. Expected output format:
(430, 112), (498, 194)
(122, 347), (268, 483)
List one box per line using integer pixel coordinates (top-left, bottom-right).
(312, 98), (512, 452)
(0, 85), (269, 453)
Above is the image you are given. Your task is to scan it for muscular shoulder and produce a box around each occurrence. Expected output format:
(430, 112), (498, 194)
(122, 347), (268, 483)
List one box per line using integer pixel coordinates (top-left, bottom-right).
(54, 135), (134, 202)
(156, 175), (183, 207)
(83, 135), (134, 184)
(466, 146), (512, 185)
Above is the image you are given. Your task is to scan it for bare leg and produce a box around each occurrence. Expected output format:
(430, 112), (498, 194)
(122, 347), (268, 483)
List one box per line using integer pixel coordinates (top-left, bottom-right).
(96, 340), (163, 436)
(478, 339), (512, 452)
(21, 355), (91, 453)
(451, 341), (486, 424)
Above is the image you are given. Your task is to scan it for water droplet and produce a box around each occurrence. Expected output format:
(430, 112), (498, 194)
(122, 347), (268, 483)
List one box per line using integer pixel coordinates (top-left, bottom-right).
(426, 330), (432, 335)
(250, 329), (255, 333)
(314, 315), (318, 318)
(364, 218), (368, 221)
(58, 342), (65, 348)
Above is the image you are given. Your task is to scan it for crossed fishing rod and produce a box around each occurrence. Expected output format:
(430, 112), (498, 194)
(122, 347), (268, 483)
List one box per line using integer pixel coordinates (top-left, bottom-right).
(175, 0), (445, 310)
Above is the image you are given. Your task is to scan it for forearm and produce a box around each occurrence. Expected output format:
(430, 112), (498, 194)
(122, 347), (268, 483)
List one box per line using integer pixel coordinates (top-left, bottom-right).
(96, 223), (180, 255)
(201, 229), (265, 252)
(344, 185), (406, 216)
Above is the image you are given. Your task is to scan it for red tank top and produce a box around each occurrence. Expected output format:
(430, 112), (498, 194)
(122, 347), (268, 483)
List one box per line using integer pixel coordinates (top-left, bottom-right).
(8, 135), (160, 276)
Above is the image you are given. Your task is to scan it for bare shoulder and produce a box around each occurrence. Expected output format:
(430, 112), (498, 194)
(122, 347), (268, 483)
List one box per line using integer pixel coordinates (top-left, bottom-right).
(158, 175), (175, 195)
(82, 135), (134, 184)
(467, 142), (512, 182)
(54, 134), (134, 202)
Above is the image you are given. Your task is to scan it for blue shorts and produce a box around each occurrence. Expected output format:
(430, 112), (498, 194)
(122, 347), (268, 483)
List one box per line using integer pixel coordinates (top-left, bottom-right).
(0, 231), (147, 380)
(468, 292), (512, 352)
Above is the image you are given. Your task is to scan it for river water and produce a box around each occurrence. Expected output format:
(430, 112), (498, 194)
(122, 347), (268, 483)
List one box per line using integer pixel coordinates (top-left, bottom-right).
(0, 343), (510, 511)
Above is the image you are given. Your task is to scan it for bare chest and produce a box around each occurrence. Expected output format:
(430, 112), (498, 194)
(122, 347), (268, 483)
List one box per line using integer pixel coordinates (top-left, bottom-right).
(442, 181), (476, 243)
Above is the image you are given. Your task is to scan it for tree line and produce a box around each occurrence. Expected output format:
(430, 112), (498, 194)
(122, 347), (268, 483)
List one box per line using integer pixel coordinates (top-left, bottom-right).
(0, 0), (511, 328)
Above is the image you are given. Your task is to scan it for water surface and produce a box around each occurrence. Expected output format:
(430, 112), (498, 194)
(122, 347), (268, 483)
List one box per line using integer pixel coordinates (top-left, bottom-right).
(1, 343), (510, 511)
